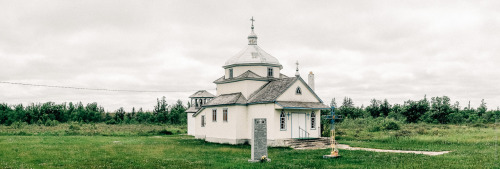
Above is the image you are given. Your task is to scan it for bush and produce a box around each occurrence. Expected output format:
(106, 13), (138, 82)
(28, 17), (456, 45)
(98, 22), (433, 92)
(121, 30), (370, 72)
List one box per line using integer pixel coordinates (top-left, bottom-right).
(394, 130), (412, 138)
(416, 127), (427, 135)
(105, 119), (118, 125)
(368, 126), (381, 132)
(470, 123), (487, 128)
(157, 129), (173, 135)
(44, 119), (59, 126)
(382, 121), (400, 130)
(69, 124), (80, 130)
(11, 121), (27, 129)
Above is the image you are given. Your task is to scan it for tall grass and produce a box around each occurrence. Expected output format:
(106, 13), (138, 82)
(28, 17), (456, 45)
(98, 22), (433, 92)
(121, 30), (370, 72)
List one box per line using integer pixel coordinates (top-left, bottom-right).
(0, 123), (186, 136)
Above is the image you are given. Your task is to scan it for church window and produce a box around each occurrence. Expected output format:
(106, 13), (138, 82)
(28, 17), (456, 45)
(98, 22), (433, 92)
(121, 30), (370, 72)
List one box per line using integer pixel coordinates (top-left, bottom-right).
(296, 87), (302, 95)
(280, 111), (286, 130)
(201, 115), (205, 127)
(212, 109), (217, 122)
(229, 69), (233, 78)
(267, 67), (273, 77)
(311, 111), (316, 129)
(223, 108), (228, 122)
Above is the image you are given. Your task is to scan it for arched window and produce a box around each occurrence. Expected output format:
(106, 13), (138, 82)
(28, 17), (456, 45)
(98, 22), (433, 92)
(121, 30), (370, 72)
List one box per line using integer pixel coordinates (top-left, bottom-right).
(311, 111), (316, 129)
(280, 111), (286, 130)
(296, 87), (302, 95)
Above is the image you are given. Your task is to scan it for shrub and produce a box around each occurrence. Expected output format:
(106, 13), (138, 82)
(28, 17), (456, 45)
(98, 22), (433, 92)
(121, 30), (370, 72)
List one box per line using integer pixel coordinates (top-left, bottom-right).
(416, 127), (427, 135)
(470, 123), (487, 128)
(382, 121), (400, 130)
(44, 119), (59, 126)
(11, 122), (27, 129)
(368, 126), (381, 132)
(69, 124), (80, 130)
(394, 130), (412, 138)
(158, 129), (173, 135)
(105, 119), (118, 125)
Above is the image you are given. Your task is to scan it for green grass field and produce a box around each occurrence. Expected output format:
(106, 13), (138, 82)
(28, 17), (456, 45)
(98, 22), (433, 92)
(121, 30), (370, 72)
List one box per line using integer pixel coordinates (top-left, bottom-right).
(0, 123), (498, 168)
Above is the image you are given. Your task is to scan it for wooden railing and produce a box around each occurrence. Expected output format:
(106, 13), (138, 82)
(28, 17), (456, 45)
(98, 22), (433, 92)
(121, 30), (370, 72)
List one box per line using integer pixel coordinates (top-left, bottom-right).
(298, 126), (310, 139)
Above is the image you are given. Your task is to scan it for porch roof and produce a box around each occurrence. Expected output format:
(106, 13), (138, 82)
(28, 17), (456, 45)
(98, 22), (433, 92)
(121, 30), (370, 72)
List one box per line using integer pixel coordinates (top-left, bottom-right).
(275, 101), (330, 110)
(186, 107), (200, 113)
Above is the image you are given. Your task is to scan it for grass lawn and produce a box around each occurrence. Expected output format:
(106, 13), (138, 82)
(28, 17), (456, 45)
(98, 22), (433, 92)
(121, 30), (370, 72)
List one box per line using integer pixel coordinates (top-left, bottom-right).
(0, 123), (498, 168)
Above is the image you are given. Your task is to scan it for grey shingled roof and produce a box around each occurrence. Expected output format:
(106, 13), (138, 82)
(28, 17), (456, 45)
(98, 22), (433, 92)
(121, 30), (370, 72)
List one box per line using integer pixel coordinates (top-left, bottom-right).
(247, 77), (298, 103)
(237, 70), (262, 78)
(189, 90), (215, 98)
(276, 101), (330, 109)
(204, 92), (247, 106)
(213, 70), (265, 83)
(185, 107), (200, 113)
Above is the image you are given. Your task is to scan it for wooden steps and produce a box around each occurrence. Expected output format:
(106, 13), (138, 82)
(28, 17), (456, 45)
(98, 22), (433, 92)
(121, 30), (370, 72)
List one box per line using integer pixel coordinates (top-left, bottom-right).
(285, 137), (332, 149)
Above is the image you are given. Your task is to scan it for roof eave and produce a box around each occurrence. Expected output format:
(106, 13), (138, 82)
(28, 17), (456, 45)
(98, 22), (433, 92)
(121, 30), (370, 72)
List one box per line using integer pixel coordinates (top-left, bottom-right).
(223, 63), (283, 69)
(214, 77), (276, 84)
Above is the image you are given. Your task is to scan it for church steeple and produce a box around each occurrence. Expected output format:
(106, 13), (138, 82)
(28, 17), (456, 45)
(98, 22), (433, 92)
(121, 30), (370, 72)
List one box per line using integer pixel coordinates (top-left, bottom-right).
(248, 16), (257, 45)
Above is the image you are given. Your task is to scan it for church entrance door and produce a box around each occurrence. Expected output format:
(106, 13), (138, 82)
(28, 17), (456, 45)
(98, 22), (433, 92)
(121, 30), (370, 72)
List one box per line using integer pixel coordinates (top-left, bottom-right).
(291, 113), (307, 138)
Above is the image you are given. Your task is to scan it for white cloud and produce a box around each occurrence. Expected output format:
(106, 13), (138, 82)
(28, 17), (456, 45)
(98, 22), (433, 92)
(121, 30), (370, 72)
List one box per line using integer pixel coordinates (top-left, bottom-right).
(0, 0), (498, 111)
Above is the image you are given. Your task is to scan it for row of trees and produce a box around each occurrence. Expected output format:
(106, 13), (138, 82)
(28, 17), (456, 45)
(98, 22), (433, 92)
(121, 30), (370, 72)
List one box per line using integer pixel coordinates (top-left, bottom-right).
(331, 96), (499, 124)
(1, 95), (497, 126)
(0, 97), (187, 126)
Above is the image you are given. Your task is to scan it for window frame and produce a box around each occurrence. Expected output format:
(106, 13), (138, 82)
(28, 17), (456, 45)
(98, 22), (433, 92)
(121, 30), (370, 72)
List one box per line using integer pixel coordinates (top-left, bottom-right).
(310, 111), (316, 130)
(229, 68), (233, 79)
(296, 87), (302, 95)
(201, 115), (205, 127)
(267, 67), (273, 77)
(212, 109), (217, 122)
(223, 108), (228, 122)
(280, 110), (286, 131)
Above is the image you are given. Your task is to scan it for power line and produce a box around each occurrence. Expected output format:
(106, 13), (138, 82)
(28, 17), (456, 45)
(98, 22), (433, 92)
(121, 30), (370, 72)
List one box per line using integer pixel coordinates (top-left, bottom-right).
(0, 81), (212, 93)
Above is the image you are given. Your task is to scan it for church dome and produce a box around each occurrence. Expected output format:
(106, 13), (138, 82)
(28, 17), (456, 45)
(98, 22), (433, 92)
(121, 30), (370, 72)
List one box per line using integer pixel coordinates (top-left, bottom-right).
(223, 45), (282, 68)
(223, 22), (282, 69)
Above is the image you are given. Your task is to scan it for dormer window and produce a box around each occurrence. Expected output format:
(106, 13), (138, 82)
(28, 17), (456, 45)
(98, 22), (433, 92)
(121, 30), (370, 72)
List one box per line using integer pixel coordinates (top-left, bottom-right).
(267, 67), (273, 77)
(229, 69), (233, 79)
(296, 87), (302, 95)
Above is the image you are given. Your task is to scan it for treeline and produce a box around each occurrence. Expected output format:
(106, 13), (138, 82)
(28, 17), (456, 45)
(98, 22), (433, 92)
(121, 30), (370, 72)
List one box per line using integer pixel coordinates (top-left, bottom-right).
(0, 97), (186, 126)
(329, 96), (499, 124)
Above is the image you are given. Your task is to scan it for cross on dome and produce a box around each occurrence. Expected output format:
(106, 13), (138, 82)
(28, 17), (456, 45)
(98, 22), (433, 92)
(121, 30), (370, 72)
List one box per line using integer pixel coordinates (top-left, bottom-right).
(248, 17), (257, 45)
(223, 17), (282, 69)
(295, 61), (300, 76)
(250, 16), (255, 30)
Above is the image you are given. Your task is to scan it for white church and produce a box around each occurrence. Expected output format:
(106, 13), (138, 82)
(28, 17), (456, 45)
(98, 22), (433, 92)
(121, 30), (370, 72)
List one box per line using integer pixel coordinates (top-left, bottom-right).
(186, 19), (329, 146)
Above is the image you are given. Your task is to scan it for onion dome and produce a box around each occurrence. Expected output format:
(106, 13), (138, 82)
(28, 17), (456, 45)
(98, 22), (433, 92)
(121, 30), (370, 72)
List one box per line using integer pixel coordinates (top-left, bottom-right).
(223, 17), (282, 69)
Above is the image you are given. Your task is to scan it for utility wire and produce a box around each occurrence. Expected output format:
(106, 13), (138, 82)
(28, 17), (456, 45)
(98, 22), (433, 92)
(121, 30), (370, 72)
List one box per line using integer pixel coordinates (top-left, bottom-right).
(0, 81), (212, 93)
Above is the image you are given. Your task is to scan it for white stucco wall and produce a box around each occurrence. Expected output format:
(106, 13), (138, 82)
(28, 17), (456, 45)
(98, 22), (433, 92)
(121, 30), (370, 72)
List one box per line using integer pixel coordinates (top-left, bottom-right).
(246, 103), (276, 139)
(225, 66), (280, 79)
(271, 108), (321, 140)
(216, 80), (267, 98)
(194, 105), (248, 144)
(187, 112), (196, 136)
(194, 103), (322, 145)
(247, 104), (321, 141)
(276, 80), (320, 102)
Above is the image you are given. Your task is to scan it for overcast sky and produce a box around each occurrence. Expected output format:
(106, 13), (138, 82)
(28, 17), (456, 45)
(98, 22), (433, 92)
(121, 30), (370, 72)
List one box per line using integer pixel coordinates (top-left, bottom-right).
(1, 0), (498, 112)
